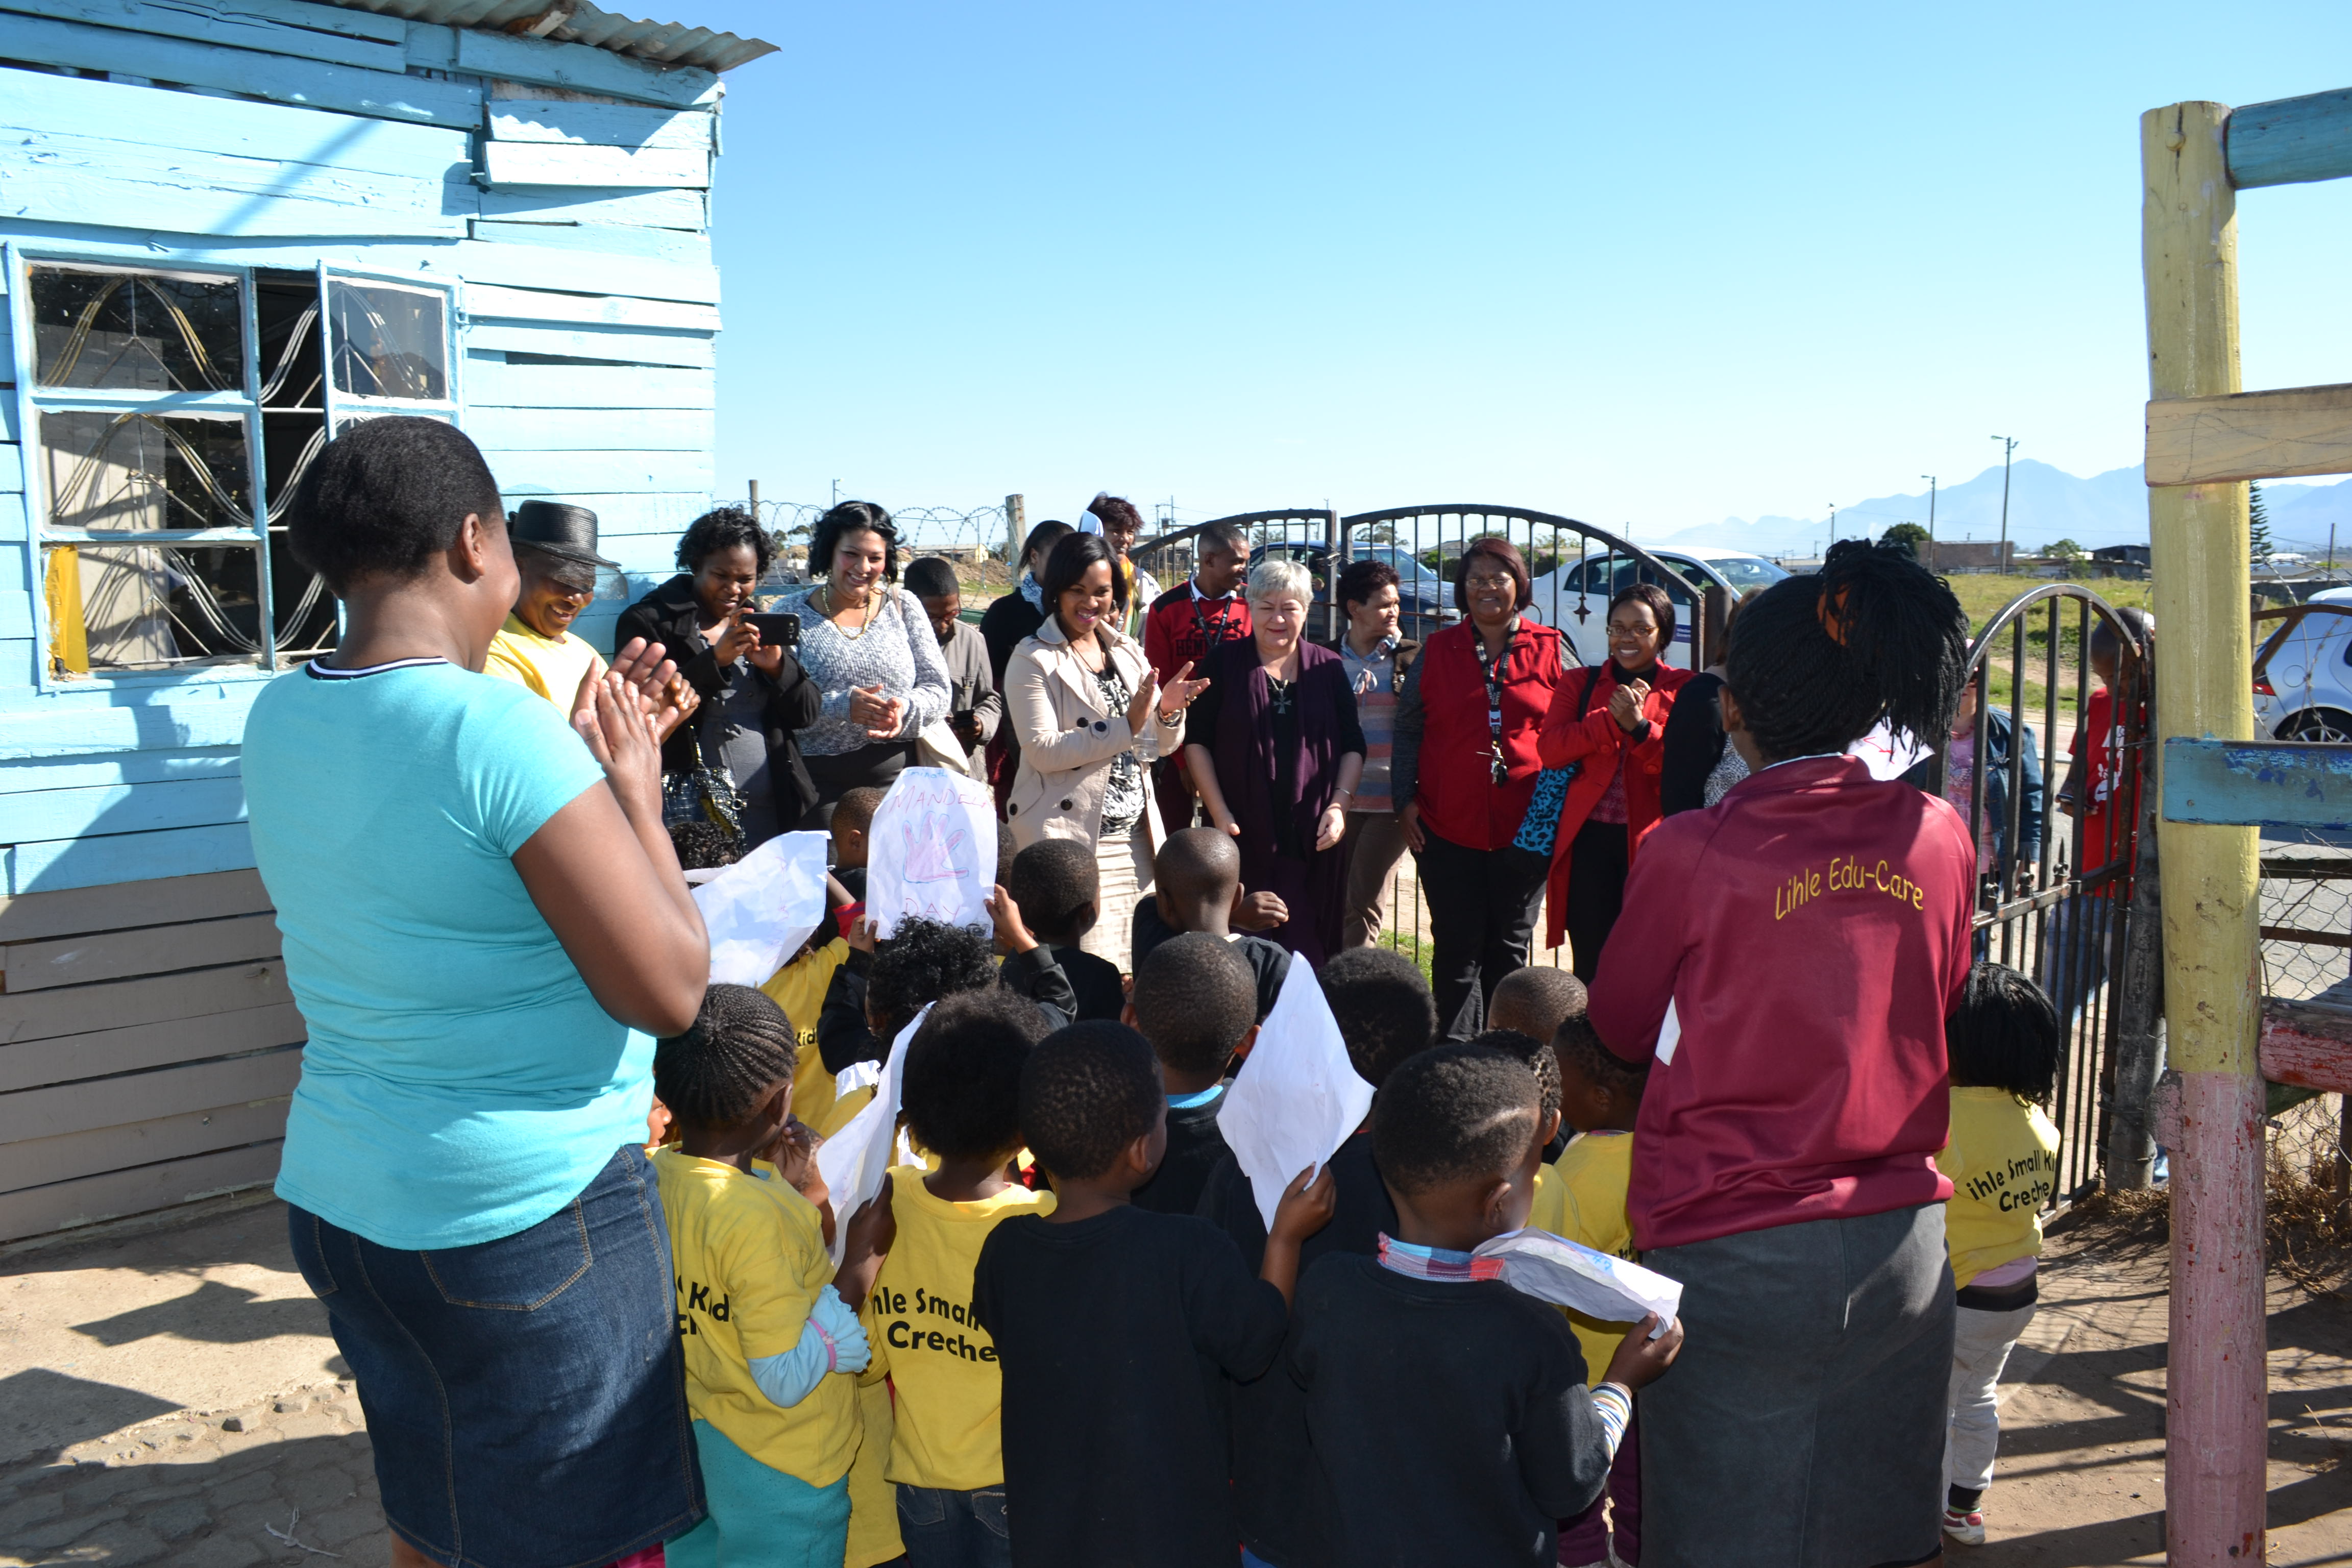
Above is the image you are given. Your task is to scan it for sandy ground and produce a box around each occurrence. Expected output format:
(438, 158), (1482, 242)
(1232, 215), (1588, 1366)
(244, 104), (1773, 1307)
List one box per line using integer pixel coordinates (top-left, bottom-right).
(4, 1193), (2352, 1564)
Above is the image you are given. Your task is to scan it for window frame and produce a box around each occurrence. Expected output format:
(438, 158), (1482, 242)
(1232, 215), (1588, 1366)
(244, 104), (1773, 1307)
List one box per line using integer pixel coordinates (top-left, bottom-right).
(4, 247), (460, 691)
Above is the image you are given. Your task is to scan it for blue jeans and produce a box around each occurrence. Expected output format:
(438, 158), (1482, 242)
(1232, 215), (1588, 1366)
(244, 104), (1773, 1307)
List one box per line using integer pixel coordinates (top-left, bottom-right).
(896, 1484), (1011, 1568)
(2042, 897), (2114, 1034)
(287, 1143), (701, 1568)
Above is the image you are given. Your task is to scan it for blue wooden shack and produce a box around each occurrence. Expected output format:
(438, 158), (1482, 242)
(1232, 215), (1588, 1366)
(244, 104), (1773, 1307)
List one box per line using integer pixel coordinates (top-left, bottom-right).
(0, 0), (772, 1241)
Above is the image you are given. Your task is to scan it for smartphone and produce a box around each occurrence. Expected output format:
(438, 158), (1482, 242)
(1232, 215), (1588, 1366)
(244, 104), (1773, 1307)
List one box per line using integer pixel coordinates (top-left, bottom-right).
(745, 612), (801, 648)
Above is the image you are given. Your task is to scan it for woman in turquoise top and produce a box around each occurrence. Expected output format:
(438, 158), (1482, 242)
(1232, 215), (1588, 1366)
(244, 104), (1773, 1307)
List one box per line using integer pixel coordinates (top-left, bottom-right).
(243, 418), (710, 1568)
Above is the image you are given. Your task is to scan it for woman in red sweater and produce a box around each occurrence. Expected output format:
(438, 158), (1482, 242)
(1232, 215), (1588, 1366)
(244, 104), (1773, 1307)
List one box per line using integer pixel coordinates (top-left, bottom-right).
(1536, 582), (1695, 978)
(1588, 541), (1974, 1568)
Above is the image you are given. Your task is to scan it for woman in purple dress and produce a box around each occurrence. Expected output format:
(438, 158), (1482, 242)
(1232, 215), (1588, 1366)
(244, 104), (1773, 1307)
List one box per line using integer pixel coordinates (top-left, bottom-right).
(1185, 557), (1367, 964)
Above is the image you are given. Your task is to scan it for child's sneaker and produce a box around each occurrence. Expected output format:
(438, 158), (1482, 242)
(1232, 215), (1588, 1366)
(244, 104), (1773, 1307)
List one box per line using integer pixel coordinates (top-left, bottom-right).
(1942, 1505), (1987, 1546)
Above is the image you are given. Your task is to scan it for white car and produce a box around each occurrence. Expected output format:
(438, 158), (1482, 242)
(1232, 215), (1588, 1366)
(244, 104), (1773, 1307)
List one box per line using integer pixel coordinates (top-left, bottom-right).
(1525, 545), (1789, 665)
(2255, 589), (2352, 742)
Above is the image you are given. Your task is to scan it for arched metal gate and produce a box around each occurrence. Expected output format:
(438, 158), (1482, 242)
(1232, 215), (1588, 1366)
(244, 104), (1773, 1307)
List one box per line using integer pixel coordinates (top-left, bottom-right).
(1135, 512), (2152, 1204)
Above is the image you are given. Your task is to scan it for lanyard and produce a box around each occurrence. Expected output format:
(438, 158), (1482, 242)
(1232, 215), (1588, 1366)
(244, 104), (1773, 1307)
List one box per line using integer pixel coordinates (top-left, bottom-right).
(1472, 625), (1517, 740)
(1190, 591), (1241, 653)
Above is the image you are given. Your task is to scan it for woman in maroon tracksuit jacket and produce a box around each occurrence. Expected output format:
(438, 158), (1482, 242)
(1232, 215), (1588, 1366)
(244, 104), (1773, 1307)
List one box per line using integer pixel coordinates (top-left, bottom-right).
(1588, 541), (1975, 1568)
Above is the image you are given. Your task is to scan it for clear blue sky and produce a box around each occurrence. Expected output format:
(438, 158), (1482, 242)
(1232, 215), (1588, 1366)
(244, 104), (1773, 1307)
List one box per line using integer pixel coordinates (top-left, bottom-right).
(680, 1), (2352, 543)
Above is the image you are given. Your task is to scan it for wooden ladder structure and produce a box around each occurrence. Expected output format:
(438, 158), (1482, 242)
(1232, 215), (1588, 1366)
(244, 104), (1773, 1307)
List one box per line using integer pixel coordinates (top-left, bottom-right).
(2142, 89), (2352, 1566)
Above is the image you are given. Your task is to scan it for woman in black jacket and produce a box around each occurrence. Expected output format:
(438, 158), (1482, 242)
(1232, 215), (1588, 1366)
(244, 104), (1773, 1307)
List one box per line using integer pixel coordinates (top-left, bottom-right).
(616, 507), (820, 847)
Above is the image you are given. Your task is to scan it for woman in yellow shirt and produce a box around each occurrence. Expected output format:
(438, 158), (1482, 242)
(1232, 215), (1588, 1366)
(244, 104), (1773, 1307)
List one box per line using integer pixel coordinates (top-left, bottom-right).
(486, 500), (699, 735)
(1933, 962), (2061, 1549)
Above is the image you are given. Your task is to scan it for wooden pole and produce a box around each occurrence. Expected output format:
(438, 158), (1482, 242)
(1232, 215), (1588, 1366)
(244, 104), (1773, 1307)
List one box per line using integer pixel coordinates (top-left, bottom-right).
(1004, 493), (1025, 581)
(2142, 99), (2267, 1566)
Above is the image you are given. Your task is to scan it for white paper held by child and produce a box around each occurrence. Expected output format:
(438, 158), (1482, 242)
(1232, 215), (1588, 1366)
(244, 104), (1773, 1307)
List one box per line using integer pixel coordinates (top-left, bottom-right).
(866, 767), (997, 939)
(692, 830), (830, 987)
(1219, 958), (1376, 1233)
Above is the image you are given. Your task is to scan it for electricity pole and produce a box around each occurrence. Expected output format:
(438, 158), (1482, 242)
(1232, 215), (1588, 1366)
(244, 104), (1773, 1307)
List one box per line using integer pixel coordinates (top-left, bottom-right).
(1920, 475), (1937, 565)
(1991, 436), (2018, 573)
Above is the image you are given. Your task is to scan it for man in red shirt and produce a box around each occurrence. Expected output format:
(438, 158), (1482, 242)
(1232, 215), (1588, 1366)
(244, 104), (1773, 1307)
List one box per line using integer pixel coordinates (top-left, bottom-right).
(1142, 522), (1252, 835)
(2048, 607), (2150, 1029)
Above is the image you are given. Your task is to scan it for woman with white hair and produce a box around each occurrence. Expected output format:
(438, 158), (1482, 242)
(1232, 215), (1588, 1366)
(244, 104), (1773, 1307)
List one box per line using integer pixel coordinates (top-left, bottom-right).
(1186, 556), (1367, 964)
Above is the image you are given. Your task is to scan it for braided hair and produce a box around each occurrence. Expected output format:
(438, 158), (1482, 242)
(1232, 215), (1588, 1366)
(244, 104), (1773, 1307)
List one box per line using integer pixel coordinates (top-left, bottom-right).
(653, 984), (799, 1128)
(1725, 539), (1968, 763)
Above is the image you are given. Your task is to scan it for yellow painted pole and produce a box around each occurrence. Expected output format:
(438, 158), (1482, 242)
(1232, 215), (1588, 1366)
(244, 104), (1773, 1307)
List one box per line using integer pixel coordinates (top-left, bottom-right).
(2141, 100), (2266, 1566)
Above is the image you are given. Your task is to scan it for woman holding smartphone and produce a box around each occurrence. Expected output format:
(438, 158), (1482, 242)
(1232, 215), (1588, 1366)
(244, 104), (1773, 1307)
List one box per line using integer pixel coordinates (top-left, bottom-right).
(617, 506), (821, 849)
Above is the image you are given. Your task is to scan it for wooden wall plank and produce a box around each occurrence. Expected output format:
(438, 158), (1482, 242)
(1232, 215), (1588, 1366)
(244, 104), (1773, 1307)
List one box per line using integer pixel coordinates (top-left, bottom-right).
(453, 27), (719, 110)
(2163, 737), (2352, 830)
(463, 283), (720, 333)
(0, 1093), (288, 1195)
(9, 821), (256, 894)
(2228, 88), (2352, 191)
(469, 218), (710, 267)
(464, 406), (709, 453)
(2146, 383), (2352, 486)
(0, 13), (480, 127)
(0, 958), (290, 1045)
(0, 865), (266, 943)
(0, 1138), (281, 1243)
(0, 494), (22, 543)
(0, 129), (471, 239)
(1, 910), (278, 991)
(0, 1001), (302, 1093)
(476, 185), (706, 231)
(0, 593), (26, 642)
(0, 67), (467, 176)
(0, 746), (241, 798)
(0, 1045), (300, 1141)
(487, 99), (712, 151)
(481, 142), (707, 190)
(463, 354), (715, 409)
(483, 448), (715, 494)
(485, 491), (705, 538)
(0, 776), (248, 842)
(464, 322), (714, 368)
(0, 0), (407, 70)
(0, 684), (264, 761)
(0, 225), (718, 305)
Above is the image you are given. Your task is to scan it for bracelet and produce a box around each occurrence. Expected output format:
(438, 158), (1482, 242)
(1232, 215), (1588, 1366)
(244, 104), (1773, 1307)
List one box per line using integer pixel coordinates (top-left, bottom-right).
(1158, 709), (1182, 726)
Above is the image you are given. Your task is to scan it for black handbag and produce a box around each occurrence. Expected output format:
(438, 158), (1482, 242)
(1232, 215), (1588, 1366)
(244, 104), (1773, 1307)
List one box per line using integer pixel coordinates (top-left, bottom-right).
(660, 732), (746, 844)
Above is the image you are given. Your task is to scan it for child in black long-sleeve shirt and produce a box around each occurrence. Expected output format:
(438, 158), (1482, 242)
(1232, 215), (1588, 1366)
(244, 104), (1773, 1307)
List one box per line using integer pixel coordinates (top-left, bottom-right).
(1292, 1042), (1684, 1567)
(1195, 944), (1437, 1568)
(971, 1022), (1334, 1568)
(1125, 933), (1255, 1216)
(1006, 838), (1125, 1020)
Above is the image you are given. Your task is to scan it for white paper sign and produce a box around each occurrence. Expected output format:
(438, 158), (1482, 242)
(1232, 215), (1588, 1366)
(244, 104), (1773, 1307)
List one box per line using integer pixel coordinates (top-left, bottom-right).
(865, 767), (997, 939)
(1849, 720), (1932, 781)
(811, 1002), (929, 1267)
(691, 831), (831, 987)
(1471, 1228), (1682, 1337)
(1219, 956), (1378, 1233)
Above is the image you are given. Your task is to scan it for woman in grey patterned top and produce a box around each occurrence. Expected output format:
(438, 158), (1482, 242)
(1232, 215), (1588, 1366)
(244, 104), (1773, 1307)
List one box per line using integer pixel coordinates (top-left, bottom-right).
(785, 501), (953, 828)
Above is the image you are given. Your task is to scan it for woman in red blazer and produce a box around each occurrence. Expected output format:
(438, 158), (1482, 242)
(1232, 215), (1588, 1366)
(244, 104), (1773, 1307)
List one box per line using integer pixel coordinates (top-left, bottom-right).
(1537, 582), (1694, 977)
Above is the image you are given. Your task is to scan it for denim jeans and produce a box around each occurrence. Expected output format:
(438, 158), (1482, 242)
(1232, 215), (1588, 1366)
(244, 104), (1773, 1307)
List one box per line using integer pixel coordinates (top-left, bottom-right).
(2041, 897), (2114, 1034)
(287, 1143), (701, 1568)
(896, 1485), (1011, 1568)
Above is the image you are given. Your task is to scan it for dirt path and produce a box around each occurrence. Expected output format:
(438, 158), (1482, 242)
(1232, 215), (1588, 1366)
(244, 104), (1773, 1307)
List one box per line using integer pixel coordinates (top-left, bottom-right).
(1969, 1222), (2352, 1565)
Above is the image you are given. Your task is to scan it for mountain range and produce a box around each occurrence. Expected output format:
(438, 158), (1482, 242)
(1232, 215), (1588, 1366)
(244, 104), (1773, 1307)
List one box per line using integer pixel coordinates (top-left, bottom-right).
(1656, 460), (2352, 559)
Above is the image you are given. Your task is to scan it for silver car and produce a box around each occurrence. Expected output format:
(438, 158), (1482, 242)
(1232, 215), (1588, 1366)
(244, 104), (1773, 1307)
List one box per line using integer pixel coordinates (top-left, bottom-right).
(2255, 591), (2352, 741)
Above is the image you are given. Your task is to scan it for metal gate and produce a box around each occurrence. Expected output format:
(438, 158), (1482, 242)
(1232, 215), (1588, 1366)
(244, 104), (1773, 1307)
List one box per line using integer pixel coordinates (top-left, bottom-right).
(1924, 585), (2151, 1202)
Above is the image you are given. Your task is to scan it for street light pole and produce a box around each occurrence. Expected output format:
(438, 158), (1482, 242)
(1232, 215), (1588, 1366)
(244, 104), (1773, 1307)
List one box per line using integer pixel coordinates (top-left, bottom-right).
(1991, 436), (2018, 573)
(1921, 475), (1937, 566)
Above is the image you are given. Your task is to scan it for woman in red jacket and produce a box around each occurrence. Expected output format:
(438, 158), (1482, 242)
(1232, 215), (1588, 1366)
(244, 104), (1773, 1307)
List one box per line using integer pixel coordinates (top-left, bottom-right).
(1537, 582), (1694, 978)
(1588, 540), (1974, 1568)
(1391, 535), (1570, 1040)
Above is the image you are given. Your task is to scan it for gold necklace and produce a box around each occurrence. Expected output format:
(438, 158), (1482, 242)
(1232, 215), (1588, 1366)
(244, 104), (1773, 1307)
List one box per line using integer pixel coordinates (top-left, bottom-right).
(828, 582), (876, 640)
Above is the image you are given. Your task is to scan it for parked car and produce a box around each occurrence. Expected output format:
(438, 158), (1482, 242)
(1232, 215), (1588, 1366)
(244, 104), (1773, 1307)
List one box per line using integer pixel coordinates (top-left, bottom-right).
(2254, 590), (2352, 742)
(1525, 545), (1789, 665)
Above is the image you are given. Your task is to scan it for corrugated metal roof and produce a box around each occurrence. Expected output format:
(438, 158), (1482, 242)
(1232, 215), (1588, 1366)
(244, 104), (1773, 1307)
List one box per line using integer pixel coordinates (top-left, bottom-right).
(317, 0), (776, 75)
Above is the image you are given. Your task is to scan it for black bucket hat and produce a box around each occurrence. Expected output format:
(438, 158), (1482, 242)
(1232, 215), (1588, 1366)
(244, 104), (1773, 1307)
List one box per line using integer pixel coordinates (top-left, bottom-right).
(510, 500), (619, 572)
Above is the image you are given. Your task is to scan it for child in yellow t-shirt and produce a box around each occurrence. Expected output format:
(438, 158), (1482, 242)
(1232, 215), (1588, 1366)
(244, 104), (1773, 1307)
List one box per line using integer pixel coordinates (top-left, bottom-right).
(862, 988), (1055, 1568)
(1533, 1010), (1648, 1568)
(650, 985), (895, 1568)
(1934, 962), (2061, 1549)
